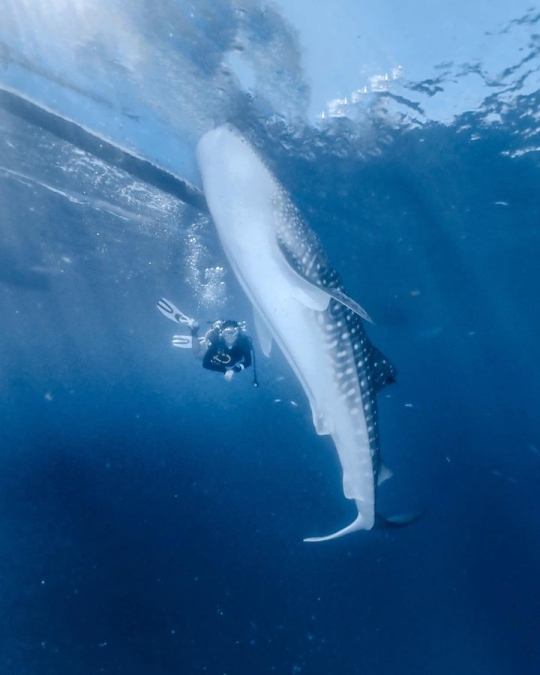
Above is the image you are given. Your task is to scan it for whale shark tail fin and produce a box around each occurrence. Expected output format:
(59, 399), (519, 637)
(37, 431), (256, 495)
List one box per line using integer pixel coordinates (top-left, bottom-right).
(375, 510), (426, 529)
(303, 511), (368, 543)
(304, 509), (426, 542)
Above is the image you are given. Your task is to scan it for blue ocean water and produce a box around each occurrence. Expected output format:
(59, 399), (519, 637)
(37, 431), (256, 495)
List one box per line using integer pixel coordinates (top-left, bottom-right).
(1, 4), (540, 675)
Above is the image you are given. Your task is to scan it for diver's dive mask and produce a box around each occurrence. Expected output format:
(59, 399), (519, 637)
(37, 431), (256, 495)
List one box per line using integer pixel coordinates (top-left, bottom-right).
(220, 319), (240, 337)
(222, 326), (239, 339)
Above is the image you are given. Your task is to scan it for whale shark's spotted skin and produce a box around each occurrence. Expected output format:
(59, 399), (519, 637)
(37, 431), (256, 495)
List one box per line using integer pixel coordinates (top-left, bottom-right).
(272, 190), (396, 488)
(196, 124), (399, 541)
(324, 298), (396, 480)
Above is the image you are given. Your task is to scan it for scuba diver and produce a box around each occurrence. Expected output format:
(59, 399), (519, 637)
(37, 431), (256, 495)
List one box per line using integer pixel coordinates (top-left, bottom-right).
(188, 318), (252, 381)
(157, 298), (258, 386)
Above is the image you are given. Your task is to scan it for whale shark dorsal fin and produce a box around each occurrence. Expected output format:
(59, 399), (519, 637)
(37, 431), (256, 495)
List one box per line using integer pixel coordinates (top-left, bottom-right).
(253, 309), (273, 357)
(366, 344), (398, 393)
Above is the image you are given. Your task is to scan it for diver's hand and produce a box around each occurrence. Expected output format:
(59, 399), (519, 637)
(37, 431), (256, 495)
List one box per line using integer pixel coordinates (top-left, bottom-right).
(224, 370), (234, 382)
(187, 318), (199, 335)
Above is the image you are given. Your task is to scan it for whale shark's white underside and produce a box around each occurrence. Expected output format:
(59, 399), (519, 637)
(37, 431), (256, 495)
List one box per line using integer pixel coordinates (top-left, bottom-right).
(196, 125), (398, 542)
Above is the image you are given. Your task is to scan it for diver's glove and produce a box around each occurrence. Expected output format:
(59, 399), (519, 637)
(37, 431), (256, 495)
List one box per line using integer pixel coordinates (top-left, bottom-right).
(224, 370), (235, 382)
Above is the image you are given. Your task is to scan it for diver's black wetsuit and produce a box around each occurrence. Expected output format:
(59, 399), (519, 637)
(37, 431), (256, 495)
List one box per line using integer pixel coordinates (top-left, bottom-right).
(203, 334), (252, 373)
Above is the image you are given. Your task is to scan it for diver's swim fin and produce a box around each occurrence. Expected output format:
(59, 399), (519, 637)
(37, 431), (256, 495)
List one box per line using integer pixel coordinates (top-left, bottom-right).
(157, 298), (193, 325)
(172, 334), (193, 349)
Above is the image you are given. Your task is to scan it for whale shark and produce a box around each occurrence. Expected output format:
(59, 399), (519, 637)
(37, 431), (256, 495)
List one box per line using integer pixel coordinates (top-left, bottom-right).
(196, 124), (414, 542)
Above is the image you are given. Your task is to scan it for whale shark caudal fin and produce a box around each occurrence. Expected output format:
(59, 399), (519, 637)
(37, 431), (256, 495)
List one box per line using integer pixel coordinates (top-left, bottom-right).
(303, 508), (425, 543)
(375, 510), (426, 528)
(303, 511), (368, 543)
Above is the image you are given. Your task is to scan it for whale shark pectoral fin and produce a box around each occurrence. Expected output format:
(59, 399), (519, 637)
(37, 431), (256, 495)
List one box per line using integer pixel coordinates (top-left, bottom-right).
(253, 309), (273, 357)
(303, 510), (369, 543)
(326, 287), (374, 324)
(275, 237), (373, 322)
(313, 409), (333, 435)
(275, 248), (329, 311)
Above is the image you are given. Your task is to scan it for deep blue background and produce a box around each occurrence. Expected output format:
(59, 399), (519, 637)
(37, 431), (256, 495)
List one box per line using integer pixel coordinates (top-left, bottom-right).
(1, 91), (539, 675)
